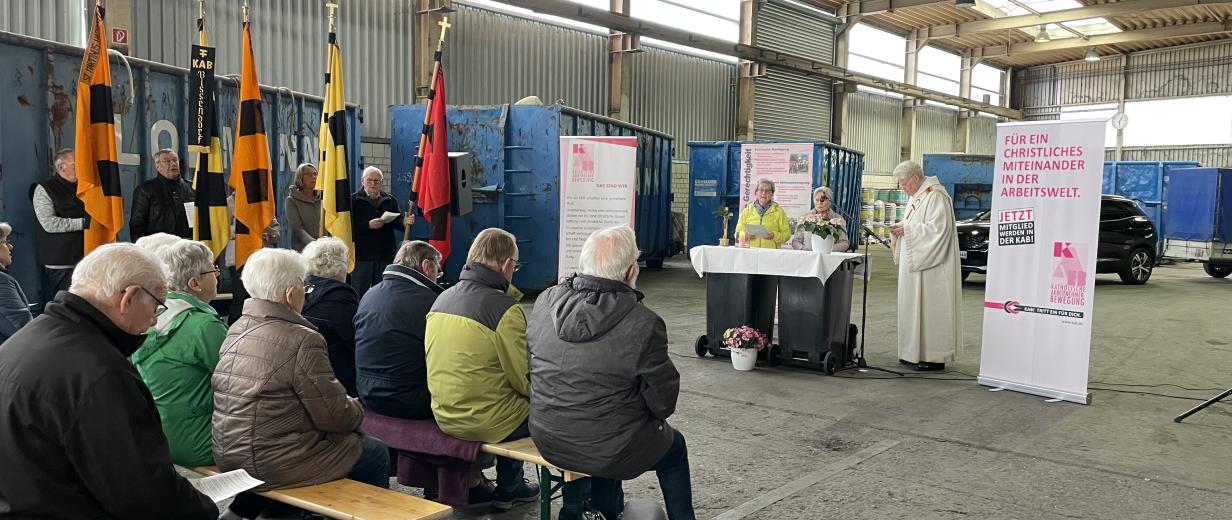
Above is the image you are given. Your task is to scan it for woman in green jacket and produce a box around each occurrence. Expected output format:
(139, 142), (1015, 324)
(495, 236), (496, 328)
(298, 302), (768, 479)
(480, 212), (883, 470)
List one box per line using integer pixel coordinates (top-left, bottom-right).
(131, 239), (226, 467)
(735, 178), (792, 249)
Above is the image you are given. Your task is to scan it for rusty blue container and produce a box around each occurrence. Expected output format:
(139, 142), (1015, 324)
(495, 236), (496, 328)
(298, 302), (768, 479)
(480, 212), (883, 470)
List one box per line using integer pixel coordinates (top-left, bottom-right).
(0, 31), (361, 304)
(686, 141), (865, 252)
(388, 104), (674, 291)
(1103, 160), (1200, 254)
(923, 153), (996, 221)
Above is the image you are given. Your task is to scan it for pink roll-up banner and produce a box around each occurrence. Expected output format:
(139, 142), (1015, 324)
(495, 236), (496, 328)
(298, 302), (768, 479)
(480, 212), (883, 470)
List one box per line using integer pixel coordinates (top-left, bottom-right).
(978, 119), (1106, 405)
(558, 136), (638, 280)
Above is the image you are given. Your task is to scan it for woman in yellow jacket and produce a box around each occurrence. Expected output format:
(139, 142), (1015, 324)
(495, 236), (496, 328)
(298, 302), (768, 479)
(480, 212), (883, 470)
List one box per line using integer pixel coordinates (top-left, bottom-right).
(735, 178), (792, 248)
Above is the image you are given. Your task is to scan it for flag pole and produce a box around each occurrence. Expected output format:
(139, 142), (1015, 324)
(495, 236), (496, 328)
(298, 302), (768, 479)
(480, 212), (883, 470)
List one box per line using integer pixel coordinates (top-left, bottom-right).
(404, 15), (451, 243)
(319, 0), (338, 240)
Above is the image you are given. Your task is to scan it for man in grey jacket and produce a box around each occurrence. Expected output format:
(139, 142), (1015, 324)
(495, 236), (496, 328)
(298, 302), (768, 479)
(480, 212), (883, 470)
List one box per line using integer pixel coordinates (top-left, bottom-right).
(527, 225), (695, 520)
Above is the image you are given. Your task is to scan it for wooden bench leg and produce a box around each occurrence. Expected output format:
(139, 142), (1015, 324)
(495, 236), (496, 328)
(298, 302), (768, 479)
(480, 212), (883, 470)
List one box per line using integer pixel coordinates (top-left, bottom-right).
(540, 465), (552, 520)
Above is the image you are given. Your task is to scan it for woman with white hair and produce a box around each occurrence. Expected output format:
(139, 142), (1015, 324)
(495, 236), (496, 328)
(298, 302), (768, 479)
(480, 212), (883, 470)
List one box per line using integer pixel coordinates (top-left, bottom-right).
(0, 222), (32, 341)
(131, 239), (226, 467)
(788, 186), (850, 252)
(734, 178), (791, 249)
(286, 163), (321, 251)
(212, 248), (390, 491)
(301, 237), (360, 396)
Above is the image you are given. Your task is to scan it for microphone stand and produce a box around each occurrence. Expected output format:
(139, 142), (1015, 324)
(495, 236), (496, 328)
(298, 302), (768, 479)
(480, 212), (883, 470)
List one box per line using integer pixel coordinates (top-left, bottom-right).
(832, 208), (899, 376)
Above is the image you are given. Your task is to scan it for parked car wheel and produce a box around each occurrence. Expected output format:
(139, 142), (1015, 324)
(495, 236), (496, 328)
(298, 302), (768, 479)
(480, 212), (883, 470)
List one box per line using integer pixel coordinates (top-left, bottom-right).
(1203, 263), (1232, 278)
(1119, 247), (1154, 285)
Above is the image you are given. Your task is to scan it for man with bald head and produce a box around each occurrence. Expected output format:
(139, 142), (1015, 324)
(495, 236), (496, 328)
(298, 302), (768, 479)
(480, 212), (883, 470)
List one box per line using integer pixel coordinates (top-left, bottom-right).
(0, 243), (217, 518)
(350, 166), (412, 296)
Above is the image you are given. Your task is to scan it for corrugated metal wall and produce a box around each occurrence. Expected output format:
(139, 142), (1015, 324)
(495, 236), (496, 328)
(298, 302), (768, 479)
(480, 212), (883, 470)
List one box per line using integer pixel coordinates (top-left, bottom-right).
(845, 91), (902, 175)
(969, 116), (998, 155)
(0, 0), (83, 46)
(445, 3), (606, 114)
(752, 0), (834, 141)
(1018, 40), (1232, 114)
(630, 46), (736, 160)
(914, 105), (958, 163)
(1107, 146), (1232, 166)
(130, 0), (412, 140)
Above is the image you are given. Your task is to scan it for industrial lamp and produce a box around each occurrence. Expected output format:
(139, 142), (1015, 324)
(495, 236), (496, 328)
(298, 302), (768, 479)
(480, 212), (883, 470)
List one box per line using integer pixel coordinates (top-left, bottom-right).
(955, 0), (977, 8)
(1034, 25), (1051, 43)
(1084, 47), (1100, 62)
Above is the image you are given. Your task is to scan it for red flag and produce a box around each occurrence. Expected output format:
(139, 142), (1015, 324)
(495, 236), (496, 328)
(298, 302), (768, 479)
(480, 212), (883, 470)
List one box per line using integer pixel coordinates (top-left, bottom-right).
(416, 68), (451, 261)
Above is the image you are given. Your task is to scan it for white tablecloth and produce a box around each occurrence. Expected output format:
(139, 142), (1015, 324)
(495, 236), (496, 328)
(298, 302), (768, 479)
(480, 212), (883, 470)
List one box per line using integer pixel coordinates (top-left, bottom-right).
(689, 246), (865, 283)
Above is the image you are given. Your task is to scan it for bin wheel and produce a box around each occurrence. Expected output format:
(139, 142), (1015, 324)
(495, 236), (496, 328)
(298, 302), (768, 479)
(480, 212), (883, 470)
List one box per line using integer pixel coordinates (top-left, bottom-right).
(694, 335), (709, 357)
(768, 344), (780, 367)
(822, 351), (835, 375)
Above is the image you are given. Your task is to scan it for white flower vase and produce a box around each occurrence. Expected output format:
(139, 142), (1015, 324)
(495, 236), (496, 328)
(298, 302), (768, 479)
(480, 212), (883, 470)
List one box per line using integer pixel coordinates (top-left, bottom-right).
(730, 348), (758, 371)
(810, 235), (835, 254)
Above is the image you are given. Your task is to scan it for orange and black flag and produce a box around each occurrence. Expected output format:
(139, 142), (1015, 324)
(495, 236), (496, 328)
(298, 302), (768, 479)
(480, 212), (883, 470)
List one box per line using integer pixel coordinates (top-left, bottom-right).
(75, 0), (122, 255)
(316, 28), (355, 272)
(189, 13), (229, 260)
(228, 19), (274, 268)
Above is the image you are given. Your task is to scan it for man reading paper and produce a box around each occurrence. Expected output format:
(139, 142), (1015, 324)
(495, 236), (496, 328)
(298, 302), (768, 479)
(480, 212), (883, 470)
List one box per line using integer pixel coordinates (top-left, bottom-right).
(890, 161), (962, 371)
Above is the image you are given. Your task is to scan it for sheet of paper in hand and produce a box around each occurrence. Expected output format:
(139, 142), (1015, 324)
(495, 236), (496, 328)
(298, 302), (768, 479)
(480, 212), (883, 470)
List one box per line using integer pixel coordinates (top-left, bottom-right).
(380, 211), (401, 223)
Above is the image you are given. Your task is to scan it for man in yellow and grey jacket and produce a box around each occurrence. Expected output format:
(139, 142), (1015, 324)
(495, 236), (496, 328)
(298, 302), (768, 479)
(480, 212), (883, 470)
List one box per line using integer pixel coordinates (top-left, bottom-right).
(425, 227), (539, 513)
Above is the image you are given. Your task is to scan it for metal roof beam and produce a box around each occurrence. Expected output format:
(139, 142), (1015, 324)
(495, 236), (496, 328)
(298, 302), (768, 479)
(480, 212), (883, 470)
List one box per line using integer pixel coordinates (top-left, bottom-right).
(837, 0), (950, 16)
(923, 0), (1232, 38)
(493, 0), (1023, 119)
(978, 19), (1232, 56)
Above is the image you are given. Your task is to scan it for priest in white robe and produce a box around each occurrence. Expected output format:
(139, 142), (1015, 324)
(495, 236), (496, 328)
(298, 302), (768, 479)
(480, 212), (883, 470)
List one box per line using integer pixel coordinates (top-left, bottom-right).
(890, 161), (962, 371)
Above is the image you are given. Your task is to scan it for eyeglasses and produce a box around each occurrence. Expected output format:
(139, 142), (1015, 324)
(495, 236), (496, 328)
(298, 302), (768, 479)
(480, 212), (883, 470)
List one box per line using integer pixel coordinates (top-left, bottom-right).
(513, 261), (524, 272)
(137, 286), (168, 317)
(198, 266), (221, 276)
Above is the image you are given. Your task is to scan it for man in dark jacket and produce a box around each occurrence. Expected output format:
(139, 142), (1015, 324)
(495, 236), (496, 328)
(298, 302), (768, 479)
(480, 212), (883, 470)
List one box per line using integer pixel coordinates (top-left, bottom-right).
(301, 237), (361, 397)
(130, 148), (194, 241)
(32, 148), (88, 304)
(350, 166), (411, 297)
(527, 225), (695, 520)
(355, 240), (444, 419)
(0, 243), (218, 519)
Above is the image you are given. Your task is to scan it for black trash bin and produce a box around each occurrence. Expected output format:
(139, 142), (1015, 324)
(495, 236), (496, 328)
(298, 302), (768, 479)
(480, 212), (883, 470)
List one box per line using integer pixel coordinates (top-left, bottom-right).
(775, 258), (859, 373)
(695, 273), (777, 359)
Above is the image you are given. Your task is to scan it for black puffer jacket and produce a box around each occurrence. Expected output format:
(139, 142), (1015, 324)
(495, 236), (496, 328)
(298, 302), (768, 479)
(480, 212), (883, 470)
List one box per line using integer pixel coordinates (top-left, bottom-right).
(130, 175), (194, 240)
(302, 275), (360, 397)
(527, 274), (680, 480)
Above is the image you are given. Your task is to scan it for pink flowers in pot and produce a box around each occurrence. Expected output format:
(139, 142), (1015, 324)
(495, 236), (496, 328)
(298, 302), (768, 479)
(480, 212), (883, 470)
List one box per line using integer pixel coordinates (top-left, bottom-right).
(722, 325), (770, 351)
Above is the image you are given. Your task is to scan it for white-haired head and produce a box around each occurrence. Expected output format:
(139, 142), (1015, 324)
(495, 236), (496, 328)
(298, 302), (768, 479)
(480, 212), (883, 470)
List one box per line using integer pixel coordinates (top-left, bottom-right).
(361, 166), (383, 197)
(578, 225), (640, 288)
(70, 243), (168, 334)
(302, 237), (350, 282)
(395, 240), (442, 281)
(134, 232), (183, 256)
(157, 240), (218, 301)
(892, 161), (926, 195)
(241, 248), (309, 312)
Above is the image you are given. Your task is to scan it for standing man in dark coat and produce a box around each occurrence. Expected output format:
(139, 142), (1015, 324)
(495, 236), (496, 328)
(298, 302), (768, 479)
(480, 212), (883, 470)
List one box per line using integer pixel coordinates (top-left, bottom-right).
(354, 240), (444, 419)
(527, 226), (695, 520)
(0, 243), (218, 519)
(350, 166), (412, 297)
(130, 148), (194, 241)
(32, 148), (89, 304)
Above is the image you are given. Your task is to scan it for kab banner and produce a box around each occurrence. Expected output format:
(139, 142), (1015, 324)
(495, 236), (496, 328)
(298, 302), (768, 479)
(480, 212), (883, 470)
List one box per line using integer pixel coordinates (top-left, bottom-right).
(978, 119), (1106, 404)
(558, 136), (637, 279)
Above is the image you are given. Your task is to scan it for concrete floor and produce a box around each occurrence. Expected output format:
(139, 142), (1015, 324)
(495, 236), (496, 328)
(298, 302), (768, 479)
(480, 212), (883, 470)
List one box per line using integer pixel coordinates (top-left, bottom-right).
(444, 249), (1232, 520)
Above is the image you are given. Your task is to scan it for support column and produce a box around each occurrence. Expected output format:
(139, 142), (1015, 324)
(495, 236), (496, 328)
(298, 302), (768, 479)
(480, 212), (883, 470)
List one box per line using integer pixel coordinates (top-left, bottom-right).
(955, 50), (977, 153)
(414, 0), (450, 102)
(830, 8), (861, 146)
(606, 0), (638, 121)
(1115, 58), (1128, 161)
(901, 29), (927, 163)
(736, 0), (758, 140)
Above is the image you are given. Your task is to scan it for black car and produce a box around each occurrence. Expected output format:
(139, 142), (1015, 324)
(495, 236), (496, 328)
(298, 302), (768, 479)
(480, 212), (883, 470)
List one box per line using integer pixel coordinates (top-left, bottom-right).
(956, 195), (1158, 285)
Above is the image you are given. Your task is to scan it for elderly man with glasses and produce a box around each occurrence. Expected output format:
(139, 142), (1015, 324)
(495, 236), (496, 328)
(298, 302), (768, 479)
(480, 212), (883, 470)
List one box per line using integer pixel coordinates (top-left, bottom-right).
(131, 148), (195, 241)
(0, 243), (218, 518)
(131, 239), (227, 468)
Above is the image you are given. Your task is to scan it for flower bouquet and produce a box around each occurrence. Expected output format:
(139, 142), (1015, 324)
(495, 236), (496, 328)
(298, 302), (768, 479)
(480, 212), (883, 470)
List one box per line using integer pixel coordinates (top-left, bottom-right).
(723, 325), (769, 371)
(796, 214), (845, 254)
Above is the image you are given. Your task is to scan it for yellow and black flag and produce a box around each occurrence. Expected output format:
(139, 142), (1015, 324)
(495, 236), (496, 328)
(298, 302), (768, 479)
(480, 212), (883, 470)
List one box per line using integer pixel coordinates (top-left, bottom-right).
(75, 0), (122, 255)
(316, 20), (355, 272)
(189, 12), (229, 259)
(228, 18), (274, 268)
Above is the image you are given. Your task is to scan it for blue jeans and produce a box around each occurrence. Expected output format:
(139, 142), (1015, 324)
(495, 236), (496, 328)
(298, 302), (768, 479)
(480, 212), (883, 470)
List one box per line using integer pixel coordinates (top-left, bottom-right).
(347, 436), (392, 489)
(589, 430), (695, 520)
(495, 419), (532, 497)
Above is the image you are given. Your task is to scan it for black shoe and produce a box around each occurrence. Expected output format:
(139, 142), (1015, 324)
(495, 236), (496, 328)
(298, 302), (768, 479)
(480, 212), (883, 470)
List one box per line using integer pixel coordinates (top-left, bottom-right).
(423, 488), (438, 501)
(491, 479), (540, 513)
(468, 480), (496, 506)
(915, 362), (945, 371)
(899, 359), (914, 366)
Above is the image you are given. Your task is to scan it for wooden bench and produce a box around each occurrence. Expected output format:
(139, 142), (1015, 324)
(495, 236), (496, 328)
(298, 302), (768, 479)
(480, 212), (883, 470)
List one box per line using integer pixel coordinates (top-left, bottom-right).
(480, 438), (588, 520)
(193, 466), (452, 520)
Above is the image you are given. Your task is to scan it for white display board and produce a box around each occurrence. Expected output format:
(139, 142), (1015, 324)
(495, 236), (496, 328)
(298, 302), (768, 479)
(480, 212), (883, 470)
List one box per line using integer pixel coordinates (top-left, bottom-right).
(737, 143), (814, 220)
(978, 119), (1106, 404)
(558, 136), (638, 279)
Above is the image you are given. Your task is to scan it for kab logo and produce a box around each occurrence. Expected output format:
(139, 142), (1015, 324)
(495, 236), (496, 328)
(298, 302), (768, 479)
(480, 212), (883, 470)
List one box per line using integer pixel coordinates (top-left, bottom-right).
(984, 300), (1021, 314)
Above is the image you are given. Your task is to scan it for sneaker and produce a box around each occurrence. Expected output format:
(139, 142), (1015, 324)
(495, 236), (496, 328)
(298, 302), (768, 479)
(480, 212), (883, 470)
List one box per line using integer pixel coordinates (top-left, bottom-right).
(490, 479), (540, 513)
(468, 480), (496, 506)
(915, 362), (945, 371)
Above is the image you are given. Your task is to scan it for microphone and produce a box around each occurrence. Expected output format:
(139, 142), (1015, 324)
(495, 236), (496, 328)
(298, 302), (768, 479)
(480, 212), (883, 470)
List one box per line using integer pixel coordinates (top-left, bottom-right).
(831, 207), (891, 250)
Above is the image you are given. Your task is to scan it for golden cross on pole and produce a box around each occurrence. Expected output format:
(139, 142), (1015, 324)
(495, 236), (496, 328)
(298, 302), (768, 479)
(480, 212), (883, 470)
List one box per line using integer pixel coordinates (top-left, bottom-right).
(242, 0), (250, 23)
(326, 1), (339, 33)
(437, 17), (451, 43)
(198, 0), (205, 19)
